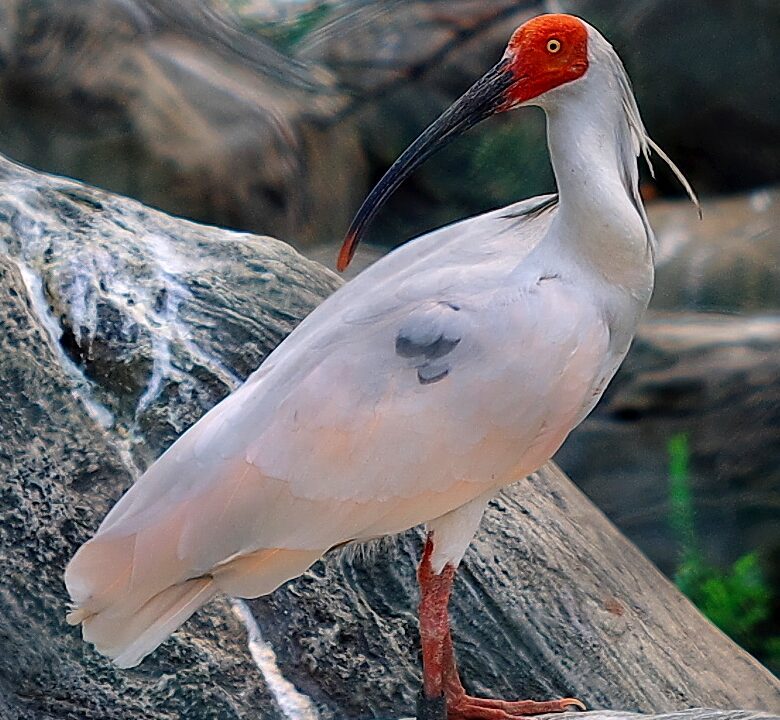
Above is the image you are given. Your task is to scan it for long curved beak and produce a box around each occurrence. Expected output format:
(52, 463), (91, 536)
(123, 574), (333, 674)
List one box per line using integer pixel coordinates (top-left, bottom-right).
(337, 58), (516, 271)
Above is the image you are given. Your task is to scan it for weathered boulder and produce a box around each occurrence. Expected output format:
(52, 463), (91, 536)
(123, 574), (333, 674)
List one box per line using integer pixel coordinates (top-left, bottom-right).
(0, 153), (339, 719)
(392, 706), (780, 720)
(389, 709), (780, 720)
(0, 154), (341, 466)
(0, 253), (284, 720)
(0, 0), (364, 245)
(2, 154), (778, 719)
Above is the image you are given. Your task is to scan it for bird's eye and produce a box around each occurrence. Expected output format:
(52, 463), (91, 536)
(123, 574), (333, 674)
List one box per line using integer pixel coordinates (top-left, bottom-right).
(546, 38), (562, 53)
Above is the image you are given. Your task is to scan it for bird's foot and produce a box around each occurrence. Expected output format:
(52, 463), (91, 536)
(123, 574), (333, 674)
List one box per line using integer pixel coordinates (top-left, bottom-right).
(445, 693), (585, 719)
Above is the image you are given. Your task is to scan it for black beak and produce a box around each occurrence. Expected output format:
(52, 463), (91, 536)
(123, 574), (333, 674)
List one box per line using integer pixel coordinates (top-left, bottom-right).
(337, 58), (516, 271)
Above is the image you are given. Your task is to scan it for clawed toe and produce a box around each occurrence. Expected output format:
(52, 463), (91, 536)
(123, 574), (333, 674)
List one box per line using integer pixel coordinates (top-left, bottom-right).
(559, 698), (587, 712)
(446, 693), (587, 719)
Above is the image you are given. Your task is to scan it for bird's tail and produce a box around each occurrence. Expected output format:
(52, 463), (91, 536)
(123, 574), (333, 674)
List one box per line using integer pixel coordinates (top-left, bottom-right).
(67, 575), (217, 668)
(65, 525), (323, 667)
(64, 512), (220, 669)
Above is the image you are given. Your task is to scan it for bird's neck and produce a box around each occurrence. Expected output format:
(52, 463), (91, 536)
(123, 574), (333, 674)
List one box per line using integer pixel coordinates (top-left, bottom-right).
(543, 88), (653, 294)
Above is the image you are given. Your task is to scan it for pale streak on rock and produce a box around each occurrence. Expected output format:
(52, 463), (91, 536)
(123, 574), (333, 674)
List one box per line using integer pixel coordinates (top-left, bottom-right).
(232, 599), (321, 720)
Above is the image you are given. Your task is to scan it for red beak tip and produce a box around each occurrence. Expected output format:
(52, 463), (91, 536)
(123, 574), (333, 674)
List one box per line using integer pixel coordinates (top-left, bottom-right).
(336, 235), (356, 272)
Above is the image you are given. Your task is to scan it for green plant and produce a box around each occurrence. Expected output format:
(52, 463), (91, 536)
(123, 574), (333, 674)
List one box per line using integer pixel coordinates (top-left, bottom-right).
(668, 432), (696, 558)
(676, 552), (772, 650)
(667, 433), (778, 674)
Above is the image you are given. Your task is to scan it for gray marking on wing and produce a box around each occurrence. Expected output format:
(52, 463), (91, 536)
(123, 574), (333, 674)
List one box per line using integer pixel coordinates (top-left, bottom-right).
(395, 302), (463, 386)
(395, 334), (460, 360)
(417, 367), (450, 385)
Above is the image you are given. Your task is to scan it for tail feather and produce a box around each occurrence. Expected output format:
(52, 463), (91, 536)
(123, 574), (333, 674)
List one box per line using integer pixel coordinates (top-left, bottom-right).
(115, 578), (215, 668)
(64, 462), (328, 668)
(71, 576), (216, 668)
(65, 530), (323, 666)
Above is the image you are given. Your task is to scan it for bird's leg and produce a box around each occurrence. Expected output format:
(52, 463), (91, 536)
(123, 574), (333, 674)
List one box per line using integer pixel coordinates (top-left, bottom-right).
(417, 533), (585, 720)
(418, 533), (456, 701)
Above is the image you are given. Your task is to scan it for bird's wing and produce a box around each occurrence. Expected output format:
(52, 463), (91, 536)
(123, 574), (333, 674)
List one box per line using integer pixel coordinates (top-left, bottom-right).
(95, 194), (561, 542)
(66, 201), (612, 656)
(96, 260), (608, 569)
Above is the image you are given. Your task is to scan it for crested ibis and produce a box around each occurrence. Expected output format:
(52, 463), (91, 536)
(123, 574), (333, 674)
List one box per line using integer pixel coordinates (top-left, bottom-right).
(65, 13), (697, 720)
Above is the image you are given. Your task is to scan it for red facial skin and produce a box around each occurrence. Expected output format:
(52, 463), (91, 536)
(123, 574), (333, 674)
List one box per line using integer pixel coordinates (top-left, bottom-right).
(504, 14), (589, 105)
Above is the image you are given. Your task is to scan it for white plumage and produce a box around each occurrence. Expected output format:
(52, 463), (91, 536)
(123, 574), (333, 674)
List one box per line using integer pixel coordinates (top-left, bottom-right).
(65, 16), (696, 674)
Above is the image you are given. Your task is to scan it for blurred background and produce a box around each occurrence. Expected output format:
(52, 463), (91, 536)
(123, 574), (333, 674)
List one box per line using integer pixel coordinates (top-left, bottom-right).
(0, 0), (777, 672)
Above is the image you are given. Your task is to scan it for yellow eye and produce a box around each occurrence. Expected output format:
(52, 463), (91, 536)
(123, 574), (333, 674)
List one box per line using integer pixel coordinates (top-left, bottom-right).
(547, 38), (562, 53)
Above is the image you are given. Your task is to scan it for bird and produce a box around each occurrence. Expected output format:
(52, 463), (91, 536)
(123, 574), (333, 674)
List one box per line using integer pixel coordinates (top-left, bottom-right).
(65, 13), (698, 720)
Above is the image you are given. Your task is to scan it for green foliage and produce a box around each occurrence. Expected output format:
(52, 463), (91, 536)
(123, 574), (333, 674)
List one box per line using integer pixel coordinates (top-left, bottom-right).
(676, 553), (772, 650)
(667, 433), (696, 554)
(666, 433), (778, 674)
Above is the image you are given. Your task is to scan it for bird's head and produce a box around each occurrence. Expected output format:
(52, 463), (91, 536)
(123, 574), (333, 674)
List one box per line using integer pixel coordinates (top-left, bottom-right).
(502, 14), (590, 107)
(337, 14), (592, 271)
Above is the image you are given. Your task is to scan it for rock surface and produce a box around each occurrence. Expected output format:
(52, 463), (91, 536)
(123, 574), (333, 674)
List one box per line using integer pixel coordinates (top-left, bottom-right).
(651, 189), (780, 313)
(1, 155), (778, 720)
(0, 252), (285, 720)
(0, 154), (340, 467)
(0, 0), (364, 245)
(399, 710), (780, 720)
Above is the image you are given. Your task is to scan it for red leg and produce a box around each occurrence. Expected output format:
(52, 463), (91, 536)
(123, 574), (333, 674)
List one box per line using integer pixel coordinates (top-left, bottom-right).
(418, 533), (457, 699)
(417, 533), (585, 720)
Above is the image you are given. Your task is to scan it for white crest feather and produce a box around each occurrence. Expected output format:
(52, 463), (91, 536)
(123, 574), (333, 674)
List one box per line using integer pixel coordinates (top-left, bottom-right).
(587, 24), (702, 244)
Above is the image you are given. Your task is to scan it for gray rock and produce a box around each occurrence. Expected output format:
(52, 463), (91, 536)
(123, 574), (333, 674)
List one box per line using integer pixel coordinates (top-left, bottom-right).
(651, 188), (780, 312)
(0, 152), (339, 719)
(0, 252), (287, 720)
(402, 711), (780, 720)
(0, 153), (340, 467)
